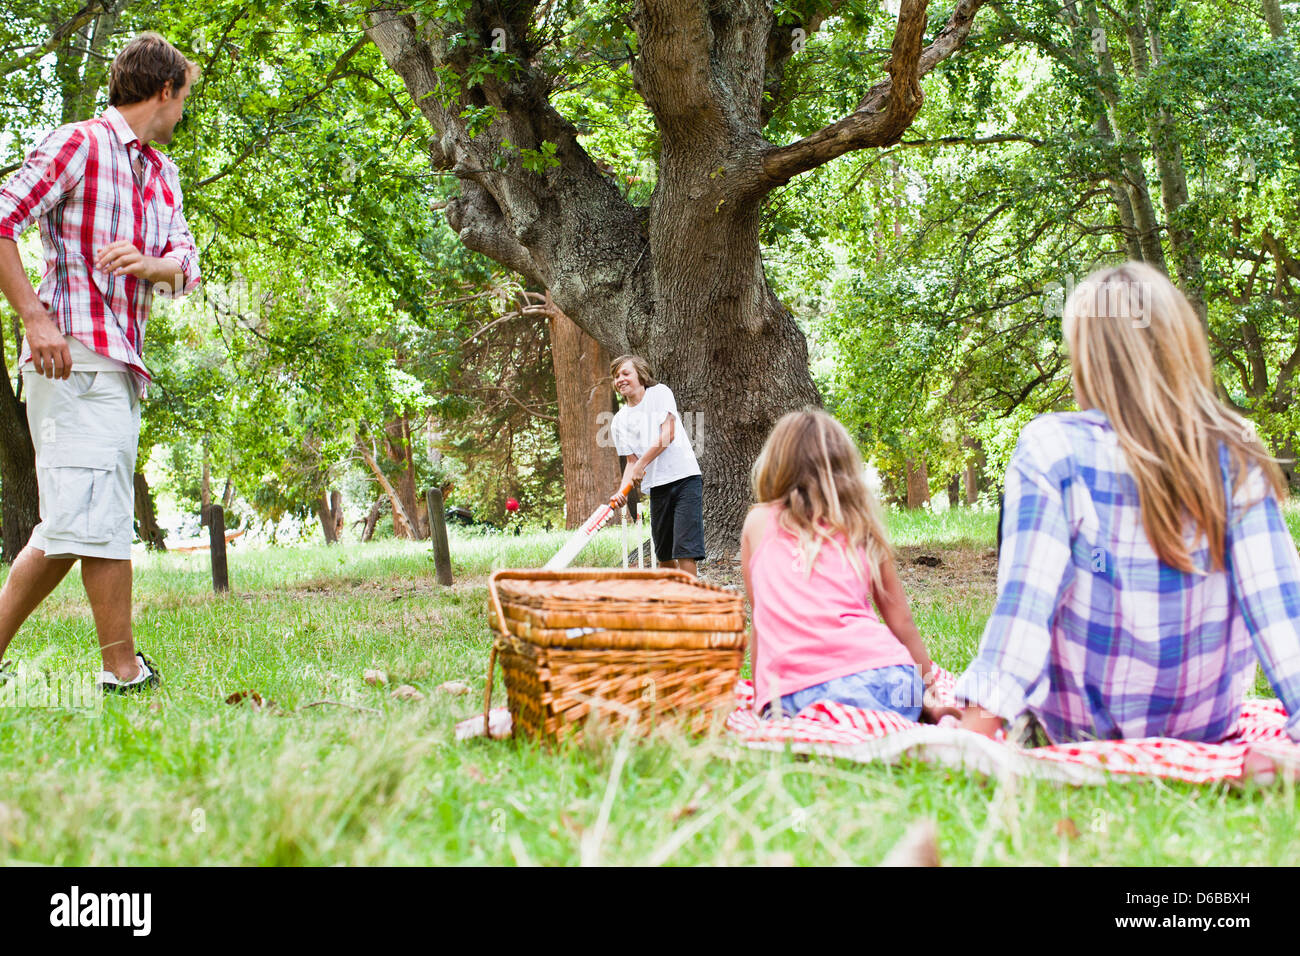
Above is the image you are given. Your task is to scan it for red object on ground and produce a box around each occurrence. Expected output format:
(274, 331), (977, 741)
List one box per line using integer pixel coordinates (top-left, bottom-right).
(505, 498), (520, 512)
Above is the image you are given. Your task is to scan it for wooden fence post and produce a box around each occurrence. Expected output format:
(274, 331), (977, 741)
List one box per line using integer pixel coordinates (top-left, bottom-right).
(425, 488), (453, 586)
(210, 505), (229, 593)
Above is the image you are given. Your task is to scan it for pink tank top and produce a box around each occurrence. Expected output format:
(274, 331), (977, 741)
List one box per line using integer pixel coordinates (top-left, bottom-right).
(749, 505), (912, 715)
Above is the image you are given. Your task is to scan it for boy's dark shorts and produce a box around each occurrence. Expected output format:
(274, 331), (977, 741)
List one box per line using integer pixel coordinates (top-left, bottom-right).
(649, 474), (705, 562)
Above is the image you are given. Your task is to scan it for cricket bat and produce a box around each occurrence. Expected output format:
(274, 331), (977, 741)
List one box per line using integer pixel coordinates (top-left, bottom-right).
(544, 481), (634, 570)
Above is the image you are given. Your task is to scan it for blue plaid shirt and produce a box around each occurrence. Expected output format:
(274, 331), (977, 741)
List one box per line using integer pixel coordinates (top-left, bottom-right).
(955, 410), (1300, 744)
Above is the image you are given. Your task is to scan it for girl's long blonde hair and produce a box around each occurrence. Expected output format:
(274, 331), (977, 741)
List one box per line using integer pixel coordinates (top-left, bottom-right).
(1063, 262), (1286, 572)
(751, 408), (892, 583)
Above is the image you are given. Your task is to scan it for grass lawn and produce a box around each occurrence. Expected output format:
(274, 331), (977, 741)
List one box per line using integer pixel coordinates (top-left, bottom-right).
(0, 510), (1296, 866)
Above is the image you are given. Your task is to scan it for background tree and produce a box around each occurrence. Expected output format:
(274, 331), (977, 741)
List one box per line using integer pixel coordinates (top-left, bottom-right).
(4, 0), (1289, 555)
(811, 0), (1297, 499)
(360, 0), (990, 552)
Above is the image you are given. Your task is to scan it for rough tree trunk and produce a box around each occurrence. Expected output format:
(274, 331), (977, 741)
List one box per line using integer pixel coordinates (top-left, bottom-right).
(1280, 435), (1300, 493)
(358, 441), (417, 538)
(360, 499), (383, 542)
(315, 489), (344, 544)
(1127, 3), (1207, 326)
(53, 19), (89, 126)
(1069, 4), (1142, 261)
(549, 309), (622, 528)
(72, 3), (123, 118)
(133, 472), (167, 551)
(200, 449), (212, 526)
(1262, 0), (1285, 37)
(962, 436), (986, 505)
(1080, 0), (1166, 270)
(0, 370), (36, 563)
(365, 0), (986, 553)
(331, 489), (343, 539)
(53, 1), (129, 123)
(384, 415), (427, 539)
(905, 457), (930, 509)
(643, 147), (821, 552)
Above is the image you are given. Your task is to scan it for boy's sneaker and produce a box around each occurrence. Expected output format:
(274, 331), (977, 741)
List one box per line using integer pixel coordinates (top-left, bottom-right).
(98, 653), (160, 694)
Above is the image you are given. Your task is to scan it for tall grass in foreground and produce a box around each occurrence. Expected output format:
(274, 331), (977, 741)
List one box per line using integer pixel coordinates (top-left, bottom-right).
(0, 510), (1295, 865)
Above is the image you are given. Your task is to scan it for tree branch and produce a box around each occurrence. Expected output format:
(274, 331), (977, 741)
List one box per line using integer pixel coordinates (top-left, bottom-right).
(462, 382), (559, 422)
(630, 0), (721, 133)
(366, 4), (651, 352)
(0, 0), (103, 79)
(444, 181), (545, 287)
(759, 0), (987, 190)
(193, 37), (370, 189)
(356, 436), (418, 536)
(838, 132), (1043, 195)
(761, 3), (851, 126)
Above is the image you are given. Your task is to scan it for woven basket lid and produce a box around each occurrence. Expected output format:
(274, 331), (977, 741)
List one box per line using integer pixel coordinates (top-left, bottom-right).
(497, 576), (740, 612)
(492, 571), (745, 637)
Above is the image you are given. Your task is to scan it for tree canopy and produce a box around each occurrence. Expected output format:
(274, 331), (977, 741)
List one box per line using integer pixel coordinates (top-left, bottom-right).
(0, 0), (1294, 556)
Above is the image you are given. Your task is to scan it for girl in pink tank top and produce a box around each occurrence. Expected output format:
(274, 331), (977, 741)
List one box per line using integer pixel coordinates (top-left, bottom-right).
(742, 409), (952, 721)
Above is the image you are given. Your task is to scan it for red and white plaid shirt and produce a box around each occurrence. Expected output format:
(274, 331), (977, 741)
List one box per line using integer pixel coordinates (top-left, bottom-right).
(0, 106), (200, 387)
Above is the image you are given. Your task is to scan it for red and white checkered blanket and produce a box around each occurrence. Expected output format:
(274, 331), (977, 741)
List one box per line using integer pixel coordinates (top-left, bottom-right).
(458, 665), (1300, 784)
(726, 667), (1300, 784)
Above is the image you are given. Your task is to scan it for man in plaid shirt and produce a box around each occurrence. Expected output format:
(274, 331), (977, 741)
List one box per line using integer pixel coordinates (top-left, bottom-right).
(0, 33), (200, 692)
(956, 411), (1300, 744)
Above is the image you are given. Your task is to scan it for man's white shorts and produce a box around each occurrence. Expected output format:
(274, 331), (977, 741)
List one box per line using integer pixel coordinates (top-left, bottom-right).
(23, 369), (140, 561)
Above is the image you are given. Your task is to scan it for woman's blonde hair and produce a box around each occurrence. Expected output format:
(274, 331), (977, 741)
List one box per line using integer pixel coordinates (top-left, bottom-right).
(1063, 262), (1286, 572)
(751, 408), (892, 583)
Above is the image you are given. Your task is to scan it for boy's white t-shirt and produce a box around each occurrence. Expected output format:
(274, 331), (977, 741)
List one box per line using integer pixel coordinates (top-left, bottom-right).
(611, 383), (701, 491)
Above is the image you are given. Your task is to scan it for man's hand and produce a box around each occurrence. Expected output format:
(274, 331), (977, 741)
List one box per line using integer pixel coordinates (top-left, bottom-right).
(22, 308), (71, 380)
(1, 238), (69, 378)
(93, 240), (181, 285)
(94, 239), (149, 278)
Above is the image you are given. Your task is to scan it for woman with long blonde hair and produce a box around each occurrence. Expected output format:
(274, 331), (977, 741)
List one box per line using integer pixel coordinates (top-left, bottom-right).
(743, 408), (951, 721)
(957, 263), (1300, 754)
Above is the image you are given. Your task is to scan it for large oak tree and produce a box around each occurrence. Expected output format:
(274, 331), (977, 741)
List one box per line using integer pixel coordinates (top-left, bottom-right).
(362, 0), (988, 553)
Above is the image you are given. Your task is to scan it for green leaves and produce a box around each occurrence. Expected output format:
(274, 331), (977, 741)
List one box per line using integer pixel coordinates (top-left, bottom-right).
(461, 104), (501, 138)
(516, 140), (561, 175)
(789, 0), (1300, 498)
(406, 0), (474, 24)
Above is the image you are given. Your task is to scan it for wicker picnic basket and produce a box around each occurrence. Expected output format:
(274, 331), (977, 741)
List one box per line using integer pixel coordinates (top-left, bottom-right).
(484, 568), (746, 743)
